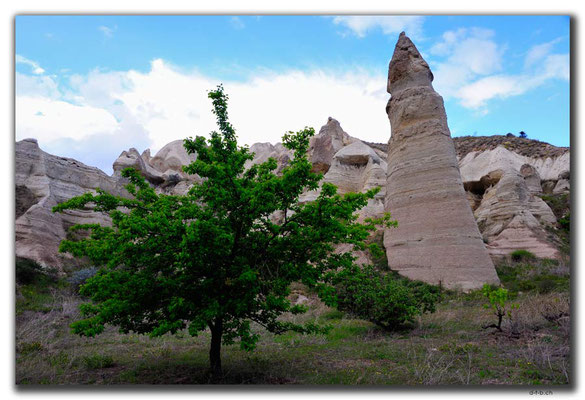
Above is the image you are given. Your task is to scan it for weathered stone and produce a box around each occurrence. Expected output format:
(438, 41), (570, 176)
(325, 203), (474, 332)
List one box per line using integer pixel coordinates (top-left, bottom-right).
(459, 146), (570, 182)
(113, 147), (164, 184)
(246, 142), (293, 174)
(15, 139), (127, 269)
(309, 117), (355, 173)
(324, 140), (387, 221)
(474, 172), (559, 259)
(520, 163), (543, 194)
(149, 139), (198, 178)
(383, 33), (499, 290)
(553, 179), (570, 194)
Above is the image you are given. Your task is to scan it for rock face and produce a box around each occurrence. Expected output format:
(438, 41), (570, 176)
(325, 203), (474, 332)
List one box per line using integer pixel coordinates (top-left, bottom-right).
(309, 117), (356, 173)
(16, 138), (203, 270)
(113, 147), (165, 184)
(112, 139), (202, 195)
(459, 145), (570, 183)
(457, 143), (569, 257)
(474, 172), (559, 259)
(14, 35), (569, 280)
(382, 33), (500, 290)
(15, 139), (126, 268)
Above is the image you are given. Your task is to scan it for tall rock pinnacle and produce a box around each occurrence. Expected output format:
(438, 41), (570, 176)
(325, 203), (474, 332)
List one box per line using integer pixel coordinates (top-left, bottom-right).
(383, 33), (500, 290)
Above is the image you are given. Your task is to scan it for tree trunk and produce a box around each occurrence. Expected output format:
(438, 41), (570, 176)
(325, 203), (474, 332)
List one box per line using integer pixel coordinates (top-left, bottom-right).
(496, 311), (503, 332)
(209, 319), (223, 382)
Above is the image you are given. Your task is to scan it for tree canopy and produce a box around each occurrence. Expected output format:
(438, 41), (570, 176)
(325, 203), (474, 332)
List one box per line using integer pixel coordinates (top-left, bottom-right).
(53, 85), (394, 379)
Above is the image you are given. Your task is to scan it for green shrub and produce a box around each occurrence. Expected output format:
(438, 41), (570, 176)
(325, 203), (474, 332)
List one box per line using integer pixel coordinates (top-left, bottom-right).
(16, 258), (57, 285)
(510, 249), (536, 262)
(495, 259), (569, 294)
(321, 309), (344, 320)
(18, 341), (43, 355)
(334, 265), (441, 330)
(68, 267), (98, 292)
(559, 212), (570, 232)
(83, 354), (114, 369)
(16, 285), (55, 314)
(482, 284), (518, 331)
(539, 193), (569, 219)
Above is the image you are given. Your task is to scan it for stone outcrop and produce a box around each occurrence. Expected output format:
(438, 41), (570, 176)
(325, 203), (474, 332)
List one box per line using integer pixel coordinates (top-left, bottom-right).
(113, 139), (202, 195)
(246, 142), (292, 174)
(474, 171), (559, 259)
(16, 110), (569, 277)
(382, 33), (500, 290)
(553, 171), (570, 194)
(113, 147), (165, 184)
(520, 164), (543, 195)
(457, 146), (568, 257)
(308, 117), (356, 173)
(149, 140), (197, 179)
(459, 145), (569, 183)
(14, 34), (569, 279)
(15, 139), (126, 268)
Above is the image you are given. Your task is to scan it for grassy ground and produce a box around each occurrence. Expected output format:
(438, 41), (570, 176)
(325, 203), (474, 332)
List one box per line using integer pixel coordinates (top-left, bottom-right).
(15, 258), (570, 385)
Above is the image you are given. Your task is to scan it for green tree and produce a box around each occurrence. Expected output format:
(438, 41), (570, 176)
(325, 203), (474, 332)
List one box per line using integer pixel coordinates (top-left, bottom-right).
(53, 85), (393, 380)
(334, 264), (440, 330)
(481, 284), (518, 332)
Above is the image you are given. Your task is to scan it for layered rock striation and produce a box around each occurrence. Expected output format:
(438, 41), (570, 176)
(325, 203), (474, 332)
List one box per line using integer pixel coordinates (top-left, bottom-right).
(15, 34), (569, 280)
(15, 139), (126, 268)
(382, 33), (500, 290)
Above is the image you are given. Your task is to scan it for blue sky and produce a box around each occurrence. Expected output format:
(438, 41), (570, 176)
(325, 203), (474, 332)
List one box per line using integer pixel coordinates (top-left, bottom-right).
(15, 15), (570, 173)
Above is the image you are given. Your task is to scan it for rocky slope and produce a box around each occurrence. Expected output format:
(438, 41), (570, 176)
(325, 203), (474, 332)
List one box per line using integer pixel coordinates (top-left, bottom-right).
(15, 120), (569, 273)
(14, 42), (570, 286)
(363, 135), (570, 259)
(15, 139), (125, 268)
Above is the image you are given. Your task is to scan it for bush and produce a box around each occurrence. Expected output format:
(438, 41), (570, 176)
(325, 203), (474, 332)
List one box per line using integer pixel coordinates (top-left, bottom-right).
(83, 354), (114, 369)
(334, 265), (441, 330)
(16, 258), (57, 285)
(495, 258), (569, 295)
(482, 284), (518, 332)
(18, 341), (43, 355)
(510, 249), (536, 262)
(68, 267), (98, 291)
(559, 212), (570, 232)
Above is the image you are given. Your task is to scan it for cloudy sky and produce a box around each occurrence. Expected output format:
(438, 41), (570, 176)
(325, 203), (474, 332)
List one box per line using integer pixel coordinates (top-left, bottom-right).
(15, 15), (570, 174)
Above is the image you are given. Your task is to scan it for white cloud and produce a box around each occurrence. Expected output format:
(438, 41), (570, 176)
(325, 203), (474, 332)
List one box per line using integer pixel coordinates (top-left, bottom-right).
(332, 16), (425, 39)
(16, 54), (45, 75)
(16, 96), (119, 144)
(456, 75), (524, 109)
(98, 25), (116, 38)
(16, 59), (390, 174)
(539, 53), (570, 81)
(524, 37), (563, 68)
(430, 29), (569, 111)
(230, 16), (245, 30)
(431, 28), (504, 99)
(16, 72), (61, 99)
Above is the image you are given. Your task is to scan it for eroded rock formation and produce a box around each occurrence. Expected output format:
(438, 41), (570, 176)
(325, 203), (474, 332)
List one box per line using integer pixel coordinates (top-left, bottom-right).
(474, 171), (559, 258)
(14, 35), (569, 279)
(15, 139), (126, 268)
(382, 33), (500, 290)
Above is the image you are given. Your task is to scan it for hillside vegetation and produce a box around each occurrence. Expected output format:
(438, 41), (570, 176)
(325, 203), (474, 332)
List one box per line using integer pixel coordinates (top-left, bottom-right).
(16, 255), (570, 385)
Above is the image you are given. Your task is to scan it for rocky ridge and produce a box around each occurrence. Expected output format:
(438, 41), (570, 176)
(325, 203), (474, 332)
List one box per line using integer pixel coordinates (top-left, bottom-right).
(14, 38), (570, 287)
(15, 120), (569, 274)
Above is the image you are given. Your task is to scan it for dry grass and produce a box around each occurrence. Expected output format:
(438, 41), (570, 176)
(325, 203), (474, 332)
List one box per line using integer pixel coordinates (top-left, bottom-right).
(15, 281), (571, 385)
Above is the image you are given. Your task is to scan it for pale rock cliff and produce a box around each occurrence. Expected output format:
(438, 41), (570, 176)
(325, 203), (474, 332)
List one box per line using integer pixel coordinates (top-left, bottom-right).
(15, 139), (125, 268)
(382, 32), (500, 290)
